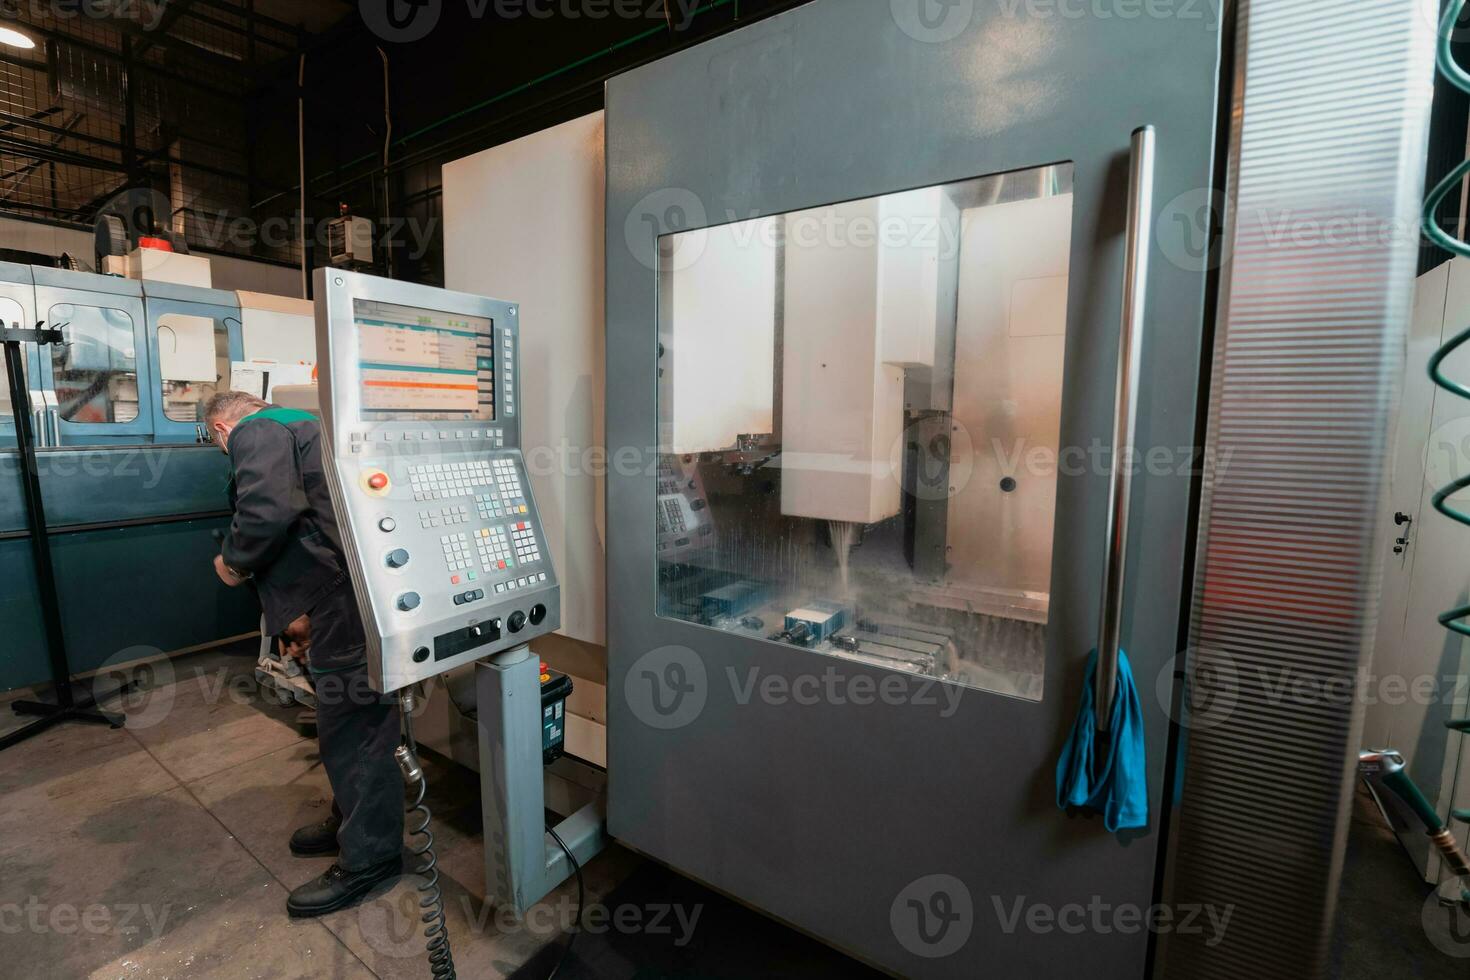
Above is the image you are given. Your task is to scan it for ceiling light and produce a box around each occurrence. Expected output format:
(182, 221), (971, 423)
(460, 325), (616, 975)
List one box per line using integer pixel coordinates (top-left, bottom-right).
(0, 27), (35, 50)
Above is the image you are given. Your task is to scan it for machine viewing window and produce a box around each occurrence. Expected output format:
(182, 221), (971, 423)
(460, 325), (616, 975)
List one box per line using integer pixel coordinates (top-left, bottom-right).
(50, 304), (139, 424)
(656, 163), (1075, 701)
(353, 298), (496, 422)
(158, 313), (229, 423)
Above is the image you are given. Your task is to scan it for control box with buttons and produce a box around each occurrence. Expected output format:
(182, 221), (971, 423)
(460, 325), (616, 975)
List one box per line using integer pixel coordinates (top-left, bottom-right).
(314, 269), (561, 693)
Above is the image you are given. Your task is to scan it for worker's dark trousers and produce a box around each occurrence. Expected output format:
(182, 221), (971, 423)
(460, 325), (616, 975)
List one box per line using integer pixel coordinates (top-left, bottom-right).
(307, 582), (404, 872)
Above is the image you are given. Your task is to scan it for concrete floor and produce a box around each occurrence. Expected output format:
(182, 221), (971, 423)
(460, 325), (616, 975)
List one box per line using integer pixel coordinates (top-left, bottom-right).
(3, 640), (1465, 979)
(1331, 785), (1469, 980)
(0, 641), (878, 980)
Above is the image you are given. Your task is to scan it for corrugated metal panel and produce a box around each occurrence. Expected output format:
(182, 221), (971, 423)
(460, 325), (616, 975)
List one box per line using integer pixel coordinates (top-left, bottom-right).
(1161, 1), (1437, 978)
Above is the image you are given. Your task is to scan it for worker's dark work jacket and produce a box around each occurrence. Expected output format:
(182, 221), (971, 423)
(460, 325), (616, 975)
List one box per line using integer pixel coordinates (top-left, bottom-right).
(221, 408), (348, 636)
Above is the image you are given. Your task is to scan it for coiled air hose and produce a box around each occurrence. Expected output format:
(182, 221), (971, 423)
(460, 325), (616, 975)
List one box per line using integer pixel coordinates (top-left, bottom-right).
(1417, 0), (1470, 908)
(396, 692), (457, 980)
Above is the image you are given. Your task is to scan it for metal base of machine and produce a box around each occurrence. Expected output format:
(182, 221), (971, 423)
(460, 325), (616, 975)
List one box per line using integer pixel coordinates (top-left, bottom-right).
(1, 679), (136, 752)
(476, 648), (605, 916)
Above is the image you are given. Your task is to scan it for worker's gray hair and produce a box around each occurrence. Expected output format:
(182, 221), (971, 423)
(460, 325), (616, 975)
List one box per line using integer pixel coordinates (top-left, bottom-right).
(203, 390), (269, 428)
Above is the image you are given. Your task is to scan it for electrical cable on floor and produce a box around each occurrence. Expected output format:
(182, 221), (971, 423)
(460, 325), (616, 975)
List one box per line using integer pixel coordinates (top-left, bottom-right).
(1418, 0), (1470, 909)
(398, 693), (457, 979)
(545, 823), (585, 980)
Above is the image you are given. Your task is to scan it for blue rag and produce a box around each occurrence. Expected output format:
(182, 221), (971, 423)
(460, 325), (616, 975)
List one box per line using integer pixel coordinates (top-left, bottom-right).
(1055, 649), (1149, 832)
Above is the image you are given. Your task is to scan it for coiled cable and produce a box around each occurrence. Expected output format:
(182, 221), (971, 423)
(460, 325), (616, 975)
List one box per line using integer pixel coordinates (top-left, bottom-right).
(1420, 0), (1470, 906)
(397, 694), (456, 980)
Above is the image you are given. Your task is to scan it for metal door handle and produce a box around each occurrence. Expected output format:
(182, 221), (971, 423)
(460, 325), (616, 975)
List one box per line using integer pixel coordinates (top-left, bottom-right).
(1096, 125), (1155, 732)
(31, 409), (46, 446)
(46, 407), (61, 447)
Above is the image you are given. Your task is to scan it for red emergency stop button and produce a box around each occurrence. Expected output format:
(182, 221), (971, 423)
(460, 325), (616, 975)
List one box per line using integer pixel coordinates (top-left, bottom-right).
(360, 469), (392, 496)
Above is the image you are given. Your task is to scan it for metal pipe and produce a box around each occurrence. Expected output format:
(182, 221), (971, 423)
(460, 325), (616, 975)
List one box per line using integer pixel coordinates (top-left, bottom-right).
(379, 46), (394, 280)
(254, 0), (770, 211)
(1095, 125), (1155, 731)
(298, 52), (308, 300)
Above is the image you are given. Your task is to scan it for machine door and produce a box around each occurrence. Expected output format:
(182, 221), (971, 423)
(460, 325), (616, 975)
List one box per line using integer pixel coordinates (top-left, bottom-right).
(605, 4), (1222, 978)
(34, 270), (151, 445)
(142, 293), (242, 444)
(0, 262), (42, 448)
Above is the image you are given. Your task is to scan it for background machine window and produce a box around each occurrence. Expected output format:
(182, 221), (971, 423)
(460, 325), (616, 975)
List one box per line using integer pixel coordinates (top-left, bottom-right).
(158, 313), (229, 423)
(49, 303), (139, 424)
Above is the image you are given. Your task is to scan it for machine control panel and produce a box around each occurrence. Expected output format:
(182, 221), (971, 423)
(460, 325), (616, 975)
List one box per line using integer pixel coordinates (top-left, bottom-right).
(315, 270), (560, 693)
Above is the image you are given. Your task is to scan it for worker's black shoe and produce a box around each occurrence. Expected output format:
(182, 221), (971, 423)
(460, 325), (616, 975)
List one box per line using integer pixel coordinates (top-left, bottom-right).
(286, 857), (403, 918)
(289, 814), (342, 856)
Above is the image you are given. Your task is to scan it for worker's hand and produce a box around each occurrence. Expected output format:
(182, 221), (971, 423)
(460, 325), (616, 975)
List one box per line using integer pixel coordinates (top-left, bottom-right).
(279, 615), (311, 664)
(213, 554), (247, 588)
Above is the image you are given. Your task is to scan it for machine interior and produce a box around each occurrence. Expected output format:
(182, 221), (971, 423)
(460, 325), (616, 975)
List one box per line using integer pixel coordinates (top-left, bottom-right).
(656, 163), (1075, 701)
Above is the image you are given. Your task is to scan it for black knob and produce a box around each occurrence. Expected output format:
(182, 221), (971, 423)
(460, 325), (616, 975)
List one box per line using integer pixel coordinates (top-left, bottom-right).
(386, 549), (410, 569)
(412, 647), (430, 663)
(397, 592), (421, 612)
(508, 611), (527, 633)
(529, 604), (547, 626)
(1395, 512), (1412, 526)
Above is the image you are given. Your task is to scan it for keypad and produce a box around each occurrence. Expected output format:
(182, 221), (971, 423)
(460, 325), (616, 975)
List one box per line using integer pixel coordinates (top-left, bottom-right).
(493, 458), (529, 514)
(494, 572), (548, 594)
(410, 461), (495, 502)
(476, 491), (509, 520)
(420, 504), (470, 529)
(475, 526), (514, 572)
(440, 532), (473, 573)
(660, 497), (688, 534)
(511, 522), (542, 565)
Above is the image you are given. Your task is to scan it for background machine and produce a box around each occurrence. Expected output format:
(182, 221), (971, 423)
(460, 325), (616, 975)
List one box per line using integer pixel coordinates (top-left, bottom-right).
(313, 271), (601, 968)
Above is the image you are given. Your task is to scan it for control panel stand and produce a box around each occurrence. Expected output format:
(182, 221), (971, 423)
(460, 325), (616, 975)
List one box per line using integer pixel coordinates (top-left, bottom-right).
(476, 648), (605, 915)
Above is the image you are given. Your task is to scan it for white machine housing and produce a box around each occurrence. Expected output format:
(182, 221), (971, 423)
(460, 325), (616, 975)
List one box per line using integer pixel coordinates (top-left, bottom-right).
(314, 269), (561, 692)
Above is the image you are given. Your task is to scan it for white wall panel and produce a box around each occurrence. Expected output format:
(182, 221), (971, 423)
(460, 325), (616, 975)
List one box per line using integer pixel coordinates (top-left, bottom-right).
(443, 111), (607, 648)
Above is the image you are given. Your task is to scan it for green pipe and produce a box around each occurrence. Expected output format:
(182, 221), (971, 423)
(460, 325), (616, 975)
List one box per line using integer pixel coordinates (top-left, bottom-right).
(1425, 2), (1470, 650)
(1383, 766), (1448, 833)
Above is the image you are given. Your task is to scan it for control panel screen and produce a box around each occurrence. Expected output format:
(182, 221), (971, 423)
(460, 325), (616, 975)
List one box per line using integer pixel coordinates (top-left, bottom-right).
(354, 299), (496, 421)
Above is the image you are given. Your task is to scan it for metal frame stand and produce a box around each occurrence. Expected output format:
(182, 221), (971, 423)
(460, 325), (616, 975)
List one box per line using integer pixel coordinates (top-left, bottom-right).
(476, 646), (605, 915)
(1, 323), (133, 752)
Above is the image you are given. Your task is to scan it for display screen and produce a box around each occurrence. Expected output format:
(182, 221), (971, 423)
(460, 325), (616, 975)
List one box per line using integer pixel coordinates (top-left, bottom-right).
(354, 299), (495, 421)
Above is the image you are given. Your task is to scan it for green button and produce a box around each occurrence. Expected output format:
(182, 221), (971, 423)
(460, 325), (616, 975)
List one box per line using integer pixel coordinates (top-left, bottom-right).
(467, 571), (477, 581)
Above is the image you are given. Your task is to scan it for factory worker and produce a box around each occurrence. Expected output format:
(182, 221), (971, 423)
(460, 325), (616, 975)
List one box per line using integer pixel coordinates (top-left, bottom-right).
(203, 390), (404, 917)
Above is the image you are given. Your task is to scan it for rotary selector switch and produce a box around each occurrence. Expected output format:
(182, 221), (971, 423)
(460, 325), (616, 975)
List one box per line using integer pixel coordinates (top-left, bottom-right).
(397, 592), (422, 612)
(386, 549), (410, 569)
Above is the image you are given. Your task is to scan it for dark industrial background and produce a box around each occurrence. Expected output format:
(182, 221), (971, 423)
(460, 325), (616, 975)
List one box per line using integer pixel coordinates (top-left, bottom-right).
(0, 0), (808, 288)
